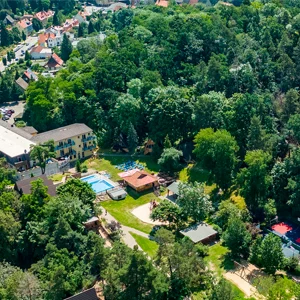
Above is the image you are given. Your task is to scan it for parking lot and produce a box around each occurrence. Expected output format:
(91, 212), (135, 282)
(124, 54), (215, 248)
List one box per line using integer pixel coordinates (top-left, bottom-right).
(1, 101), (25, 124)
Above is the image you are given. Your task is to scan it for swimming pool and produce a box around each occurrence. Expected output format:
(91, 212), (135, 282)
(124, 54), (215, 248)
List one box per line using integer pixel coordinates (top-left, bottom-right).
(81, 174), (114, 194)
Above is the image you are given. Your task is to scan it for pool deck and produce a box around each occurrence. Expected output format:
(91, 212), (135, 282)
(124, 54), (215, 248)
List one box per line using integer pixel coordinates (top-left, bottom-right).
(81, 174), (119, 194)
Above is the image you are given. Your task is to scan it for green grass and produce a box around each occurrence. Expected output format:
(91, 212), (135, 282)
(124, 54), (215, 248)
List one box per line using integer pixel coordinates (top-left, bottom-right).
(86, 156), (159, 182)
(130, 232), (159, 258)
(48, 173), (64, 182)
(101, 189), (157, 234)
(204, 243), (234, 276)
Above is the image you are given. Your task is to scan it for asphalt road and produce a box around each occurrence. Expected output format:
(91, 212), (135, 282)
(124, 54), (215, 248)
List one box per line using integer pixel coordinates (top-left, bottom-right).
(1, 101), (25, 124)
(0, 36), (38, 73)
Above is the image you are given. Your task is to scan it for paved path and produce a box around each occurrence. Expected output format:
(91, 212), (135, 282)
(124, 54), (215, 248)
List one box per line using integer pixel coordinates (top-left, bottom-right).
(100, 210), (152, 250)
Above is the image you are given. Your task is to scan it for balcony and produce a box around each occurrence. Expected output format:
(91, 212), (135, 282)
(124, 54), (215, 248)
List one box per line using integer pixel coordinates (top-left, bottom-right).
(83, 144), (96, 151)
(55, 140), (75, 151)
(81, 135), (96, 142)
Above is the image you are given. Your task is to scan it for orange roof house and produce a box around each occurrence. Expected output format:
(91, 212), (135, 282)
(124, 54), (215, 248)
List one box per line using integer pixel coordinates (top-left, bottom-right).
(38, 32), (56, 47)
(34, 10), (54, 24)
(119, 169), (158, 192)
(44, 53), (63, 70)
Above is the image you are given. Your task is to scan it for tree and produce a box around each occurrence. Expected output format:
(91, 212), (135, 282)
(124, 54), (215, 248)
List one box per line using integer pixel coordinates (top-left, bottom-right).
(32, 18), (43, 32)
(247, 116), (267, 150)
(237, 150), (272, 217)
(75, 160), (81, 173)
(288, 114), (300, 143)
(53, 10), (63, 26)
(163, 135), (172, 149)
(223, 216), (251, 258)
(88, 20), (95, 34)
(150, 200), (186, 229)
(57, 178), (96, 206)
(77, 22), (85, 37)
(158, 147), (182, 175)
(2, 57), (7, 66)
(60, 33), (73, 62)
(251, 234), (284, 274)
(30, 140), (55, 174)
(127, 122), (138, 152)
(177, 182), (213, 222)
(25, 50), (30, 61)
(193, 128), (239, 190)
(211, 278), (238, 300)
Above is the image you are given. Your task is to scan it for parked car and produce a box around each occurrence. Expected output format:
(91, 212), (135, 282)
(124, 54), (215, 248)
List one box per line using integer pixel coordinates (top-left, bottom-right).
(2, 115), (9, 121)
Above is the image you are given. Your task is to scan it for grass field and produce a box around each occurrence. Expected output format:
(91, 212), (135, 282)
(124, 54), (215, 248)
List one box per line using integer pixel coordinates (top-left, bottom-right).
(101, 189), (157, 234)
(130, 232), (159, 258)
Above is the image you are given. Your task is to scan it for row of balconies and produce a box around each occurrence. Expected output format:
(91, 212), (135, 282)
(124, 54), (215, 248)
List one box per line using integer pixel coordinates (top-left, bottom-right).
(82, 136), (96, 142)
(55, 140), (76, 151)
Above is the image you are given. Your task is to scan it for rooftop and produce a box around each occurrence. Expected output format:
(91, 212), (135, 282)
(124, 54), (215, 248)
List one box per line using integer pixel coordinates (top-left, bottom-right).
(0, 123), (35, 158)
(119, 169), (158, 188)
(32, 123), (93, 143)
(15, 77), (28, 90)
(15, 174), (57, 196)
(167, 181), (179, 195)
(180, 222), (217, 243)
(64, 287), (99, 300)
(20, 126), (38, 135)
(18, 18), (32, 29)
(35, 10), (54, 21)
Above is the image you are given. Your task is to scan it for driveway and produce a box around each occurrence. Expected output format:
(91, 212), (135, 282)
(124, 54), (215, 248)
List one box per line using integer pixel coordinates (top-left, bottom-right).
(1, 101), (25, 124)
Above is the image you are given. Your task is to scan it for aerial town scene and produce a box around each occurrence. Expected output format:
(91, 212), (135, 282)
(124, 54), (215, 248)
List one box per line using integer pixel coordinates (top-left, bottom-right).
(0, 0), (300, 299)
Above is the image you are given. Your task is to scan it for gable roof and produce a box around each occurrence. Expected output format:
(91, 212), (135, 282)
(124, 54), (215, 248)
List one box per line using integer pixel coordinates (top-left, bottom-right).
(35, 10), (54, 21)
(64, 288), (99, 300)
(23, 68), (38, 81)
(32, 123), (93, 143)
(20, 126), (38, 135)
(119, 169), (158, 188)
(15, 174), (57, 196)
(15, 77), (28, 91)
(30, 45), (45, 54)
(18, 18), (32, 29)
(167, 181), (179, 195)
(155, 0), (169, 7)
(5, 15), (15, 24)
(180, 222), (217, 243)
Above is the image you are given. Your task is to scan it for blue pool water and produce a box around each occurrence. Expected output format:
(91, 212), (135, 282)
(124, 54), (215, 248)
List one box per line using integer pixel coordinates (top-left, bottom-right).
(81, 175), (114, 194)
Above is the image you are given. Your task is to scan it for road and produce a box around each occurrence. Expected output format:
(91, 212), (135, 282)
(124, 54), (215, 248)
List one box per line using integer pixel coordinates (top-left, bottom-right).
(0, 36), (38, 73)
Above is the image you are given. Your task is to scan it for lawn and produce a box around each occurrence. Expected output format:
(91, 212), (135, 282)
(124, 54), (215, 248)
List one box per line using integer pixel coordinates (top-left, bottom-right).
(48, 173), (64, 182)
(204, 243), (234, 276)
(101, 189), (157, 234)
(129, 232), (159, 258)
(85, 156), (159, 182)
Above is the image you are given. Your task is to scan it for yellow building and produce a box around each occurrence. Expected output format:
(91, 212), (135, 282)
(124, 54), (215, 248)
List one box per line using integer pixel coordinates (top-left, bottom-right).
(32, 123), (96, 161)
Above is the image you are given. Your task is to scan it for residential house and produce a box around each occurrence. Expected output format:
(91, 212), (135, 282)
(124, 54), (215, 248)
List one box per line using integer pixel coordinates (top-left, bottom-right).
(38, 32), (62, 48)
(15, 77), (28, 92)
(31, 123), (97, 162)
(17, 18), (33, 35)
(105, 2), (128, 12)
(34, 10), (54, 25)
(22, 68), (38, 83)
(30, 45), (52, 59)
(15, 174), (57, 196)
(155, 0), (169, 7)
(74, 9), (91, 24)
(44, 53), (63, 71)
(83, 216), (100, 230)
(118, 169), (158, 192)
(3, 15), (16, 26)
(63, 18), (79, 32)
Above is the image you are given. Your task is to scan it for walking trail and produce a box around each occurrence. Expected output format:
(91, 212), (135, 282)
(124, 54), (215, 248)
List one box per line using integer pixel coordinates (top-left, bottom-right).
(100, 210), (151, 250)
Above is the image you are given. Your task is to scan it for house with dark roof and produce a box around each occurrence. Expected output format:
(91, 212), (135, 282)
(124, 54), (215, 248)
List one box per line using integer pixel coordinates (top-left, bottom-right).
(32, 123), (96, 162)
(14, 174), (57, 196)
(44, 53), (63, 70)
(64, 287), (99, 300)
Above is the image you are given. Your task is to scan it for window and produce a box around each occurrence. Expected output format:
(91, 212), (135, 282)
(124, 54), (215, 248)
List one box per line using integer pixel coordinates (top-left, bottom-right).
(74, 154), (76, 159)
(79, 145), (81, 147)
(82, 152), (85, 158)
(88, 133), (90, 135)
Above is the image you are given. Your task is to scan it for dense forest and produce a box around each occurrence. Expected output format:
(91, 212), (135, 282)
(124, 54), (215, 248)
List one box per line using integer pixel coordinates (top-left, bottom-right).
(3, 0), (300, 299)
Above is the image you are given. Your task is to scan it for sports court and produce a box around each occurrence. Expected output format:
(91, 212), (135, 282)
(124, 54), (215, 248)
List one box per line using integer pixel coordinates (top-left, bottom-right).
(271, 221), (300, 244)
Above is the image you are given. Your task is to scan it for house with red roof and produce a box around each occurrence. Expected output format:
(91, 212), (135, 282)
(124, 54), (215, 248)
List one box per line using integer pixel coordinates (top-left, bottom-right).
(44, 53), (64, 71)
(34, 10), (54, 25)
(118, 169), (158, 192)
(30, 45), (52, 60)
(38, 32), (62, 48)
(17, 18), (33, 36)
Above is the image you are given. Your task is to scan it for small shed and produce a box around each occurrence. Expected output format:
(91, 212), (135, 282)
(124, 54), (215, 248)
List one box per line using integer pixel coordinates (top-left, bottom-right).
(83, 216), (100, 230)
(180, 223), (217, 245)
(167, 181), (179, 198)
(107, 187), (127, 200)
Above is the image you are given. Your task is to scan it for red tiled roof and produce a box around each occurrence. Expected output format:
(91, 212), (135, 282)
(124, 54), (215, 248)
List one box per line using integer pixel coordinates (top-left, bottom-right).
(18, 18), (32, 29)
(38, 33), (56, 45)
(155, 0), (169, 6)
(30, 45), (44, 54)
(35, 10), (54, 21)
(52, 53), (63, 65)
(121, 170), (158, 188)
(189, 0), (198, 4)
(45, 53), (63, 68)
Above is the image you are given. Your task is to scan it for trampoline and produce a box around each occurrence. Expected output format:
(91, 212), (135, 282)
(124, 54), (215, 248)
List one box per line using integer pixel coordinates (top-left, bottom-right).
(271, 222), (300, 245)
